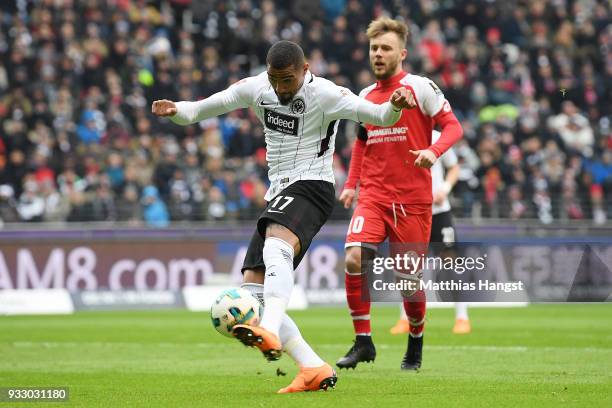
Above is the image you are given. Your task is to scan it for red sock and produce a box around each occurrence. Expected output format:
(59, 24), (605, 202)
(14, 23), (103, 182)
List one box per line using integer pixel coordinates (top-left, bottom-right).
(403, 290), (426, 337)
(345, 272), (371, 335)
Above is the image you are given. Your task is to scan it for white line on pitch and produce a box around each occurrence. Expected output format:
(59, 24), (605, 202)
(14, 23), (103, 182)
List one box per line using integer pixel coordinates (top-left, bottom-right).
(5, 342), (612, 353)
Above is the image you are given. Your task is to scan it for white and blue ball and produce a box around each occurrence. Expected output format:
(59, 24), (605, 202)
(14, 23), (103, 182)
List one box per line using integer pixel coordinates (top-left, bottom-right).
(210, 288), (262, 337)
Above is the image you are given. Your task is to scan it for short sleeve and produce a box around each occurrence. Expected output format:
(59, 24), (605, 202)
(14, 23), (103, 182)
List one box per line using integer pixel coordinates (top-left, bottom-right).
(414, 77), (447, 117)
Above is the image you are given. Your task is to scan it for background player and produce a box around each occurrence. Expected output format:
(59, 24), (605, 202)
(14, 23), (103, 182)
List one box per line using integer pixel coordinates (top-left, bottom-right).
(153, 40), (415, 392)
(389, 130), (471, 335)
(336, 17), (463, 371)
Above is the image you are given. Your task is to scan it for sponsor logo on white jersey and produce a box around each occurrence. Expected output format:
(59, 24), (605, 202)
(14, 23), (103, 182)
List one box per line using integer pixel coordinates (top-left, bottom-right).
(264, 109), (299, 136)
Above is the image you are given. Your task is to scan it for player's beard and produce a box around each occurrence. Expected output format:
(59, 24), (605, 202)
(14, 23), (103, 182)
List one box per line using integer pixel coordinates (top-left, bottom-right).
(277, 92), (293, 105)
(372, 58), (400, 80)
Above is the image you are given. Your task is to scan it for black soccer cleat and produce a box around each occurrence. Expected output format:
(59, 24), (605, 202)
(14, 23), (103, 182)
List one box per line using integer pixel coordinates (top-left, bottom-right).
(319, 372), (338, 391)
(401, 335), (423, 370)
(336, 335), (376, 369)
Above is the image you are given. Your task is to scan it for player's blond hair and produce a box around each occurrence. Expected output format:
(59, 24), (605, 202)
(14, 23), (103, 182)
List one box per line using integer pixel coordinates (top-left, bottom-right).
(366, 17), (409, 44)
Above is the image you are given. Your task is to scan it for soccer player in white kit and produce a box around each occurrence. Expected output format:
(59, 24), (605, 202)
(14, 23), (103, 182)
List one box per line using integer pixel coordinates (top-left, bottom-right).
(152, 40), (416, 393)
(389, 130), (471, 335)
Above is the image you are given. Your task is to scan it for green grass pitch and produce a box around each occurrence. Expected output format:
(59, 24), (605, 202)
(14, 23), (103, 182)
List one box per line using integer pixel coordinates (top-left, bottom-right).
(1, 305), (611, 407)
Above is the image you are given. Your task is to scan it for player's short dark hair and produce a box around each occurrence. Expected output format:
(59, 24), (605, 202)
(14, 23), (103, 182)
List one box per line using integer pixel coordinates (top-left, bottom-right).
(266, 40), (305, 70)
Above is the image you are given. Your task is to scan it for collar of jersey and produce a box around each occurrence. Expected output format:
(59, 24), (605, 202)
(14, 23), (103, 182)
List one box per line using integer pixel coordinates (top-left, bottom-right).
(264, 71), (313, 105)
(296, 70), (314, 94)
(376, 70), (407, 89)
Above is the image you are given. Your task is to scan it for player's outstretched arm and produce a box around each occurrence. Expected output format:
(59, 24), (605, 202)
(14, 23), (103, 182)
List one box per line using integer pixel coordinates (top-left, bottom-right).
(351, 87), (416, 127)
(322, 84), (414, 127)
(152, 78), (254, 126)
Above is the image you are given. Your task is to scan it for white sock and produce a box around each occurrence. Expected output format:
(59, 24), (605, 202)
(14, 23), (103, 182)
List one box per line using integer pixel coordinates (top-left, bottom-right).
(241, 282), (324, 368)
(260, 297), (287, 336)
(259, 237), (295, 337)
(280, 314), (325, 368)
(241, 282), (264, 308)
(399, 303), (408, 320)
(455, 302), (469, 320)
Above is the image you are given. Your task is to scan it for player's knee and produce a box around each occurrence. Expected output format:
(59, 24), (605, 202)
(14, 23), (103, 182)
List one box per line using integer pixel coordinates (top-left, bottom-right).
(345, 247), (362, 274)
(263, 237), (294, 269)
(265, 222), (301, 254)
(243, 268), (265, 284)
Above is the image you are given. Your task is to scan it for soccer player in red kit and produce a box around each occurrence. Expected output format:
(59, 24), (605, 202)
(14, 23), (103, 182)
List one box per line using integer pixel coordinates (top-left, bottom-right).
(336, 17), (463, 370)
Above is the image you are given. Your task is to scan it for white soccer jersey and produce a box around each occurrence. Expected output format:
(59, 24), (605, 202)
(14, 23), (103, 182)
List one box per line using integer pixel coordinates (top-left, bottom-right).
(170, 71), (402, 200)
(431, 130), (458, 215)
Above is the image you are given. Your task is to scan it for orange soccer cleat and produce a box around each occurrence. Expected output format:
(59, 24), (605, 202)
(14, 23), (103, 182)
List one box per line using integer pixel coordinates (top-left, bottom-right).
(452, 319), (471, 334)
(232, 324), (282, 361)
(277, 363), (337, 394)
(390, 318), (410, 335)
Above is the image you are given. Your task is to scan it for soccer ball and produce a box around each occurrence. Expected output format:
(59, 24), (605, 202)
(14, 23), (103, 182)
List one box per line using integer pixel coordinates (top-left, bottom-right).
(210, 288), (262, 337)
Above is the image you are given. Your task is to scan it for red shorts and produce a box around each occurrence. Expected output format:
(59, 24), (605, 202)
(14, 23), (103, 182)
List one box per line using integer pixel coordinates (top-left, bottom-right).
(345, 201), (432, 254)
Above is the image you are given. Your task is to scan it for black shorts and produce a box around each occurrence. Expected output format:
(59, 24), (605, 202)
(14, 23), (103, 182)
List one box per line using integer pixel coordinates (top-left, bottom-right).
(242, 180), (336, 272)
(430, 210), (456, 249)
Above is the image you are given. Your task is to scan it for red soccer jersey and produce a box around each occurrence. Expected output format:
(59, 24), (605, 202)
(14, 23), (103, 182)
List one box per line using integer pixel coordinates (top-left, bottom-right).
(345, 71), (462, 205)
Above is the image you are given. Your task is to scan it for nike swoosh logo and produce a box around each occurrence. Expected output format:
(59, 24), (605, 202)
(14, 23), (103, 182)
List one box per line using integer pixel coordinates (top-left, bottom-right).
(259, 101), (276, 106)
(267, 209), (284, 214)
(302, 375), (317, 387)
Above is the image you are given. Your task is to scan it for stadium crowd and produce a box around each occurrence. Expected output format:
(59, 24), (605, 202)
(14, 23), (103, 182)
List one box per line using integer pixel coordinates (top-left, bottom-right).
(0, 0), (610, 226)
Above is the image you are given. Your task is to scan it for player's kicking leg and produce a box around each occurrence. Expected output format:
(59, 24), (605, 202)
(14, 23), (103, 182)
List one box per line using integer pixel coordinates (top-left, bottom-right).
(336, 245), (377, 369)
(233, 224), (300, 361)
(233, 180), (337, 392)
(240, 272), (336, 393)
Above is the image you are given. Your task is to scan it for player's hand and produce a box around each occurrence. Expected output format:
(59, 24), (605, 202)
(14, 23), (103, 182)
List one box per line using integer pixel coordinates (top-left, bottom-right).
(409, 149), (437, 169)
(433, 190), (447, 205)
(339, 189), (356, 209)
(390, 88), (417, 111)
(152, 99), (178, 117)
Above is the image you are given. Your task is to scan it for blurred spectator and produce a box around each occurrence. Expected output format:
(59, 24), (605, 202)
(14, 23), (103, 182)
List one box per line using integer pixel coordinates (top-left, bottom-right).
(204, 186), (227, 221)
(17, 180), (44, 222)
(41, 180), (70, 222)
(168, 169), (195, 221)
(141, 185), (170, 227)
(117, 184), (142, 224)
(548, 101), (595, 157)
(88, 176), (118, 222)
(106, 152), (126, 193)
(76, 110), (104, 144)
